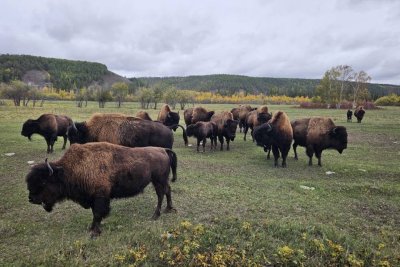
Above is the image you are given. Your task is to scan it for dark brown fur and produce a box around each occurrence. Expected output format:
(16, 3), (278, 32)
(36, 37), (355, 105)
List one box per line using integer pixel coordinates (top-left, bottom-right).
(21, 114), (73, 153)
(186, 121), (218, 152)
(354, 106), (365, 123)
(191, 107), (215, 125)
(211, 111), (239, 151)
(184, 108), (194, 126)
(135, 111), (153, 120)
(26, 142), (177, 237)
(253, 111), (293, 167)
(291, 117), (348, 166)
(243, 105), (272, 141)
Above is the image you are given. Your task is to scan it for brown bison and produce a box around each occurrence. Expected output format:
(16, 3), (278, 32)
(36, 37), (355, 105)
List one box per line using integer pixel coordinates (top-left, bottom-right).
(291, 117), (348, 166)
(157, 104), (180, 127)
(253, 111), (293, 167)
(347, 109), (353, 122)
(354, 106), (365, 123)
(136, 109), (188, 145)
(21, 114), (73, 153)
(135, 111), (153, 121)
(26, 142), (177, 237)
(237, 105), (254, 133)
(186, 121), (218, 152)
(184, 107), (215, 126)
(67, 113), (174, 148)
(211, 111), (239, 151)
(243, 106), (272, 141)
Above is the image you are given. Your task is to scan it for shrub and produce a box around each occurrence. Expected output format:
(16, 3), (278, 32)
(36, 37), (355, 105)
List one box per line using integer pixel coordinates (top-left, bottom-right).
(375, 94), (400, 106)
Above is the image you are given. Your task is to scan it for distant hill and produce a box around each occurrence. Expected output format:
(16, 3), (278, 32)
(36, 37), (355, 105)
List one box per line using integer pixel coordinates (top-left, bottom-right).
(0, 54), (130, 89)
(136, 75), (400, 99)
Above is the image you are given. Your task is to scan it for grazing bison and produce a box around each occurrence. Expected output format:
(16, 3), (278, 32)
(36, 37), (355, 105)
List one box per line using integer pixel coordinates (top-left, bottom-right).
(253, 111), (293, 167)
(26, 142), (177, 237)
(186, 121), (218, 152)
(67, 113), (174, 148)
(185, 107), (215, 125)
(135, 111), (153, 121)
(211, 111), (239, 151)
(291, 117), (348, 166)
(21, 114), (73, 153)
(347, 110), (353, 122)
(243, 106), (272, 141)
(354, 106), (365, 123)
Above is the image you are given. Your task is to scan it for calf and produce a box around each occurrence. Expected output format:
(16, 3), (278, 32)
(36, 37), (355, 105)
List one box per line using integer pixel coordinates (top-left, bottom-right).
(186, 121), (218, 152)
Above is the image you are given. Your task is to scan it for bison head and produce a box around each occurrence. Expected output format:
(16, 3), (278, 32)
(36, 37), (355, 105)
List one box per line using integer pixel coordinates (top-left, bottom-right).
(253, 123), (273, 147)
(223, 119), (238, 141)
(26, 159), (65, 212)
(206, 111), (215, 121)
(257, 112), (272, 124)
(329, 126), (348, 153)
(164, 111), (180, 129)
(67, 122), (88, 144)
(21, 119), (38, 140)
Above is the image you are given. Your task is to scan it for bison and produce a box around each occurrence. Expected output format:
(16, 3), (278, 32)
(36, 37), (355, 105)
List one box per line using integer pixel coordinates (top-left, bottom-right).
(237, 105), (254, 133)
(347, 109), (353, 122)
(253, 111), (293, 167)
(184, 107), (215, 126)
(291, 117), (348, 166)
(26, 142), (177, 237)
(186, 121), (218, 152)
(135, 111), (153, 121)
(67, 113), (174, 148)
(157, 104), (180, 127)
(354, 106), (365, 123)
(21, 114), (73, 153)
(243, 106), (272, 141)
(211, 111), (239, 151)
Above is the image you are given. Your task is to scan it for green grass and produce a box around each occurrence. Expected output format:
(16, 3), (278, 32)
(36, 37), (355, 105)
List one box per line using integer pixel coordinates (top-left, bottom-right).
(0, 100), (399, 266)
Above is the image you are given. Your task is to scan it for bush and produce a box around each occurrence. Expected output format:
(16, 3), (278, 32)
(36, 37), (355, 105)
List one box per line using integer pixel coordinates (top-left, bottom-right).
(299, 102), (327, 109)
(375, 94), (400, 106)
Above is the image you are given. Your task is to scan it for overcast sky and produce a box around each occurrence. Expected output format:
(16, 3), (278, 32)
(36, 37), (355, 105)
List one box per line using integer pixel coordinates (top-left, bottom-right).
(1, 0), (399, 84)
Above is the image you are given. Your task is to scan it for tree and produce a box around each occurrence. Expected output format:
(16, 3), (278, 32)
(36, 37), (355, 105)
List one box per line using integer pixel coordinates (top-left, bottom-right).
(91, 84), (112, 108)
(163, 87), (178, 109)
(28, 88), (43, 107)
(336, 65), (353, 107)
(0, 80), (31, 106)
(176, 90), (194, 110)
(111, 82), (129, 108)
(136, 87), (154, 109)
(351, 71), (371, 106)
(152, 84), (164, 110)
(315, 68), (340, 105)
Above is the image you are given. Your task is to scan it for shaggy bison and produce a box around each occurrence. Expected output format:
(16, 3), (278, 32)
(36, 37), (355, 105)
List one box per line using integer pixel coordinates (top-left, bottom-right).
(243, 106), (272, 141)
(354, 106), (365, 123)
(67, 113), (174, 148)
(157, 104), (180, 127)
(291, 117), (348, 166)
(184, 107), (215, 126)
(21, 114), (73, 153)
(253, 111), (293, 167)
(26, 142), (177, 237)
(211, 111), (239, 151)
(186, 121), (218, 152)
(347, 109), (353, 122)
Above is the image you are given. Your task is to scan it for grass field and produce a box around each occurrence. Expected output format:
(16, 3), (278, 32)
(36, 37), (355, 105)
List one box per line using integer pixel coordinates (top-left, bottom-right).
(0, 100), (399, 266)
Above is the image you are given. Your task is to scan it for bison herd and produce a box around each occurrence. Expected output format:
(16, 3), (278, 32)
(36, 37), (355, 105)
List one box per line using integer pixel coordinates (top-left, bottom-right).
(22, 104), (362, 236)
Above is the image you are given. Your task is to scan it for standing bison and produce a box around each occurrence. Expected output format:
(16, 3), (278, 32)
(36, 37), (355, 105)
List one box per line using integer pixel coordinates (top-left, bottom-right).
(157, 104), (188, 145)
(347, 110), (353, 122)
(186, 121), (218, 152)
(26, 142), (177, 237)
(184, 107), (215, 126)
(21, 114), (73, 153)
(243, 105), (272, 141)
(253, 111), (293, 167)
(291, 117), (348, 166)
(211, 111), (239, 151)
(67, 113), (174, 148)
(354, 106), (365, 123)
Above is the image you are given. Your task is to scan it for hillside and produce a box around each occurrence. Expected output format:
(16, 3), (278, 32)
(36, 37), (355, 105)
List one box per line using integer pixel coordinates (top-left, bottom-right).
(0, 54), (130, 89)
(136, 75), (400, 99)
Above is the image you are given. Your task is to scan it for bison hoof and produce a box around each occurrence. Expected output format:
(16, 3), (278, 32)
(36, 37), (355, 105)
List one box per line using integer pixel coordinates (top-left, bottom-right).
(164, 207), (177, 213)
(151, 212), (161, 220)
(90, 229), (101, 238)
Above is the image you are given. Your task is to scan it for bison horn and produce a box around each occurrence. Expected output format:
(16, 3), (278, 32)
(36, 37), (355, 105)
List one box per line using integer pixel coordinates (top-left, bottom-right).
(266, 123), (272, 132)
(332, 127), (337, 134)
(72, 122), (78, 131)
(45, 158), (54, 176)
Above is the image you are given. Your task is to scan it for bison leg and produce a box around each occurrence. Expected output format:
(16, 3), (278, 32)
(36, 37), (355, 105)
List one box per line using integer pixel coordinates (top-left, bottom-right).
(306, 147), (314, 166)
(152, 183), (165, 220)
(293, 142), (298, 160)
(218, 135), (224, 151)
(62, 135), (67, 149)
(243, 125), (248, 141)
(202, 138), (206, 152)
(45, 138), (51, 153)
(196, 138), (201, 152)
(281, 146), (290, 168)
(226, 138), (230, 151)
(271, 145), (280, 167)
(315, 150), (323, 167)
(164, 184), (176, 213)
(90, 197), (110, 237)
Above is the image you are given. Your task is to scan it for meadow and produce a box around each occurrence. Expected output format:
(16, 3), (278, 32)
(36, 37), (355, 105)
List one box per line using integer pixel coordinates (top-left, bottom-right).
(0, 101), (399, 266)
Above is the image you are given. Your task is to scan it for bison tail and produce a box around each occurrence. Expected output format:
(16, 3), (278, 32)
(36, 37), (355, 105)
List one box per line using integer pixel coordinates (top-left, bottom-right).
(165, 148), (177, 182)
(170, 124), (188, 146)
